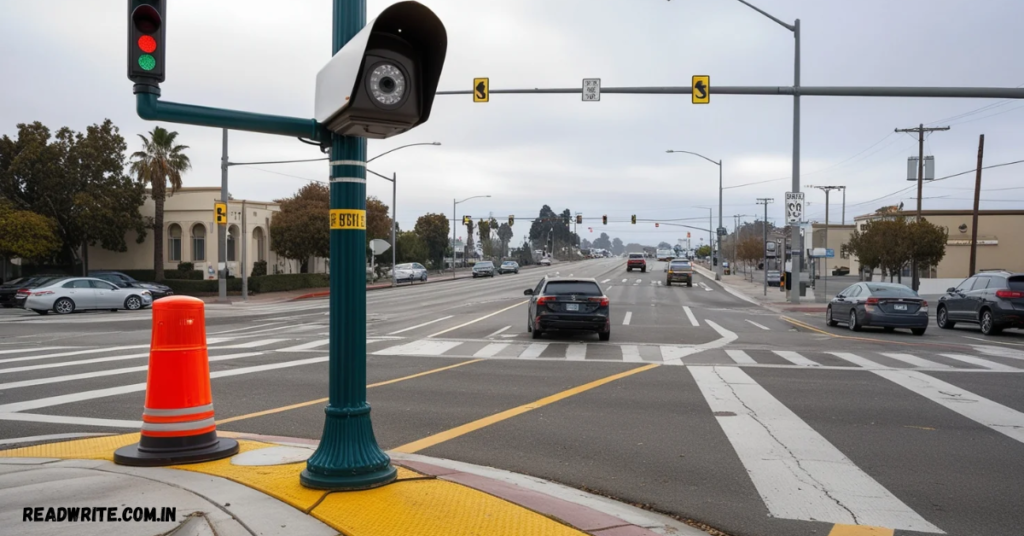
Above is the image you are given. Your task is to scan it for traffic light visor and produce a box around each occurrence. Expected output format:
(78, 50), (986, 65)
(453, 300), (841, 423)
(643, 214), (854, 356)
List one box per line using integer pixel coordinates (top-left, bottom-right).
(132, 5), (162, 34)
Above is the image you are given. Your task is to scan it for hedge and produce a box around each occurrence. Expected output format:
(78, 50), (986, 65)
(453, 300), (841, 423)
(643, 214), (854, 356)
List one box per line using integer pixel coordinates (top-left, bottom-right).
(162, 273), (329, 296)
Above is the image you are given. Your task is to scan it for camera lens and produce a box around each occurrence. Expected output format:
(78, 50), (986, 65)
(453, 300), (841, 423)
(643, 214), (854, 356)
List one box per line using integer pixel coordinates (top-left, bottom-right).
(368, 63), (405, 106)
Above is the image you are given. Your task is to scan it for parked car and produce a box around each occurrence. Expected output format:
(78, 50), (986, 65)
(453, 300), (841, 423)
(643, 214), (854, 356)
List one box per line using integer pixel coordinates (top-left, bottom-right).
(24, 277), (153, 315)
(524, 277), (610, 341)
(89, 271), (173, 300)
(666, 259), (693, 287)
(472, 261), (496, 278)
(498, 261), (520, 274)
(393, 263), (428, 283)
(626, 253), (646, 273)
(826, 282), (928, 335)
(538, 257), (552, 266)
(0, 275), (65, 308)
(936, 270), (1024, 335)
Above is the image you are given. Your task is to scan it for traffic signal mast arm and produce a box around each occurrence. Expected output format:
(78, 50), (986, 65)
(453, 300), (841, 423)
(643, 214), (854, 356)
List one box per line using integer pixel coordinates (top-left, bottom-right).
(136, 93), (327, 142)
(439, 85), (1024, 99)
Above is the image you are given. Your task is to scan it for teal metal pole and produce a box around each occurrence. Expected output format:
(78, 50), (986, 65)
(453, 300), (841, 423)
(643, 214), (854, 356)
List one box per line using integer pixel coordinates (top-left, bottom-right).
(301, 0), (397, 490)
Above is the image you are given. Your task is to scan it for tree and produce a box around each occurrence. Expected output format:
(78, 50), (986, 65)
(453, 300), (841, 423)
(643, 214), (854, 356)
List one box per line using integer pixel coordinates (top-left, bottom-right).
(592, 232), (612, 250)
(269, 183), (329, 273)
(657, 241), (672, 249)
(365, 196), (392, 243)
(845, 215), (946, 283)
(611, 237), (624, 255)
(414, 213), (450, 270)
(581, 238), (592, 250)
(497, 222), (513, 259)
(737, 237), (762, 275)
(696, 244), (712, 258)
(0, 200), (60, 262)
(464, 218), (475, 258)
(909, 219), (948, 275)
(130, 126), (191, 281)
(395, 230), (427, 264)
(0, 120), (148, 271)
(478, 218), (492, 256)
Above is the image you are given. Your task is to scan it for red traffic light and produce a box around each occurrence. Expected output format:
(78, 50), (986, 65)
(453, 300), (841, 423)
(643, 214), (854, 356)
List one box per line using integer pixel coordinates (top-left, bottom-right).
(138, 35), (157, 53)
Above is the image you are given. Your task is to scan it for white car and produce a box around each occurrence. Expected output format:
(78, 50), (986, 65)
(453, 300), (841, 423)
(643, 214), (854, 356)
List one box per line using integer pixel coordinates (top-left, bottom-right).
(24, 277), (153, 315)
(539, 257), (552, 266)
(393, 263), (428, 282)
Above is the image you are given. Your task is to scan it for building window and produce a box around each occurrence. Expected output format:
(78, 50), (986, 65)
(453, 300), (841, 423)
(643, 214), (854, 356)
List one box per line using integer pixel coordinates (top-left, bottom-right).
(253, 227), (266, 262)
(192, 224), (206, 262)
(168, 224), (182, 262)
(227, 225), (238, 262)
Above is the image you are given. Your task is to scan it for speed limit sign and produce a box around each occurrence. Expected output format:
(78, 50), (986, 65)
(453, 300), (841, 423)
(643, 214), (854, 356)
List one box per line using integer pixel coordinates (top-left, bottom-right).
(785, 192), (805, 224)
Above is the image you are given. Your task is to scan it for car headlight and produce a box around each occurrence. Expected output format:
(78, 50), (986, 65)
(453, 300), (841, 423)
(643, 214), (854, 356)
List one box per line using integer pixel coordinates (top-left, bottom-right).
(141, 291), (151, 295)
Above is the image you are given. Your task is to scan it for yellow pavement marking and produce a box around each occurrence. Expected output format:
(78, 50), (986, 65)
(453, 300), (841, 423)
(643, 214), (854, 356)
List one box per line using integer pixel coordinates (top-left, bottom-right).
(216, 359), (484, 426)
(429, 300), (529, 338)
(828, 524), (894, 536)
(393, 363), (661, 454)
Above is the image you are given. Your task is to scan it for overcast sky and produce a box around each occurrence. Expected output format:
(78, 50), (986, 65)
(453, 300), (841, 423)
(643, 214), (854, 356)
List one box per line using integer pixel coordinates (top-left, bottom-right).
(2, 0), (1023, 248)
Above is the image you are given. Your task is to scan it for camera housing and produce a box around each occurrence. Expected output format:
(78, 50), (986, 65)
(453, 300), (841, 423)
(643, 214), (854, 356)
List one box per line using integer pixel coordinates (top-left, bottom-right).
(315, 1), (447, 139)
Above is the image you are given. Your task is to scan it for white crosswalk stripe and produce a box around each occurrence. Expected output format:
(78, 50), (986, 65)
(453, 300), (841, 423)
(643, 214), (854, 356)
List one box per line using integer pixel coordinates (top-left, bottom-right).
(620, 345), (643, 362)
(880, 352), (951, 369)
(474, 343), (510, 358)
(519, 343), (547, 359)
(565, 344), (587, 361)
(725, 349), (757, 364)
(372, 340), (463, 356)
(773, 350), (820, 367)
(939, 353), (1020, 371)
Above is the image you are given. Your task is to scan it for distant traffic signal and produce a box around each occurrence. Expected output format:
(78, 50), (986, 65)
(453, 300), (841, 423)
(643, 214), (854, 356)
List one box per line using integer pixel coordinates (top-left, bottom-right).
(563, 214), (570, 225)
(576, 214), (583, 224)
(655, 222), (660, 228)
(508, 215), (514, 226)
(128, 1), (166, 86)
(602, 215), (607, 225)
(462, 215), (471, 225)
(631, 215), (636, 225)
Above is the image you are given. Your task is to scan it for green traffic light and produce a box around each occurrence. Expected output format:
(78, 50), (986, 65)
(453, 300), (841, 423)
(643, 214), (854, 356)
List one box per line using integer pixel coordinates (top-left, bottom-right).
(138, 54), (156, 71)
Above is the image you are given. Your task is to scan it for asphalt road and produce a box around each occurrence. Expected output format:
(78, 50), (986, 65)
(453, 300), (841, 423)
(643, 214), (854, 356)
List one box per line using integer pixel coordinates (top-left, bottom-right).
(2, 257), (1024, 536)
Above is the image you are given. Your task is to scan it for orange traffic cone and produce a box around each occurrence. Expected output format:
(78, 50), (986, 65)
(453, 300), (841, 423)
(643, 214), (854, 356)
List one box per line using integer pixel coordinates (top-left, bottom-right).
(115, 296), (238, 466)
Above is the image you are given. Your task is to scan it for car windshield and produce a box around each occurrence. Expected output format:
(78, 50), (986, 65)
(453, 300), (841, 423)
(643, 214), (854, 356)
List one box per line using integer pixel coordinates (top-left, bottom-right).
(544, 281), (602, 296)
(502, 261), (515, 266)
(475, 262), (493, 268)
(866, 285), (918, 297)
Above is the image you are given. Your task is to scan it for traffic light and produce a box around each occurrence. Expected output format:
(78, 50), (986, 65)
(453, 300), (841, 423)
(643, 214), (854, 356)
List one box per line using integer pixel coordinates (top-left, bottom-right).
(128, 1), (166, 87)
(214, 203), (227, 225)
(508, 215), (514, 226)
(462, 215), (471, 225)
(602, 215), (607, 225)
(631, 215), (636, 225)
(563, 214), (570, 225)
(655, 222), (660, 228)
(576, 214), (582, 224)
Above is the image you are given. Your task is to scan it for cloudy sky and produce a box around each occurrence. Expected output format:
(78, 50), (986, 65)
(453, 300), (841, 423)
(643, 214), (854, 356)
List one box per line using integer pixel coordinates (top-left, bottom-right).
(3, 0), (1023, 248)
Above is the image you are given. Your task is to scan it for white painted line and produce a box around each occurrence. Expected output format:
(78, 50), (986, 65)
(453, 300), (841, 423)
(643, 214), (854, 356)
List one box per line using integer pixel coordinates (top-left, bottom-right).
(387, 315), (454, 335)
(0, 347), (73, 356)
(212, 338), (290, 349)
(635, 279), (642, 285)
(474, 343), (510, 358)
(0, 352), (264, 390)
(485, 326), (511, 339)
(276, 339), (329, 352)
(773, 350), (820, 367)
(622, 312), (632, 326)
(430, 301), (528, 338)
(620, 345), (643, 362)
(210, 322), (286, 335)
(964, 336), (1024, 348)
(601, 279), (611, 283)
(660, 346), (697, 364)
(0, 353), (149, 375)
(683, 306), (699, 327)
(744, 319), (770, 330)
(565, 344), (587, 361)
(519, 343), (548, 359)
(0, 345), (149, 366)
(0, 432), (112, 446)
(690, 366), (940, 531)
(875, 369), (1024, 445)
(373, 340), (463, 356)
(725, 349), (757, 364)
(621, 278), (628, 283)
(880, 353), (951, 369)
(939, 353), (1020, 371)
(0, 412), (141, 429)
(0, 356), (329, 414)
(829, 352), (886, 369)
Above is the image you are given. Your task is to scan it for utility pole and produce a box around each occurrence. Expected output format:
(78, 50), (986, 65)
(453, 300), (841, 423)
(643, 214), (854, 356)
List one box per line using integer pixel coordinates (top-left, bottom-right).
(807, 186), (843, 302)
(895, 123), (950, 291)
(756, 199), (773, 295)
(969, 134), (985, 276)
(841, 186), (847, 225)
(218, 129), (229, 303)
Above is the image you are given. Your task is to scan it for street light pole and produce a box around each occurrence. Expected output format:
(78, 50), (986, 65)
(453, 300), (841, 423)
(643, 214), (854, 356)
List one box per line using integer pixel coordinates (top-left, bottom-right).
(669, 151), (722, 280)
(806, 185), (844, 302)
(453, 195), (490, 279)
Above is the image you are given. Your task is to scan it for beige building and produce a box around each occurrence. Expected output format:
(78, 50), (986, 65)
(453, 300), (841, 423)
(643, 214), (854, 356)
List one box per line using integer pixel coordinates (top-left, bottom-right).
(808, 223), (855, 274)
(846, 209), (1024, 279)
(87, 187), (325, 277)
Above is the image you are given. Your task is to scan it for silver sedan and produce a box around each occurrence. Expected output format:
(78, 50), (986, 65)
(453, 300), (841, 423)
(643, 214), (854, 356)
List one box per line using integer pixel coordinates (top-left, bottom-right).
(394, 263), (428, 283)
(23, 277), (153, 315)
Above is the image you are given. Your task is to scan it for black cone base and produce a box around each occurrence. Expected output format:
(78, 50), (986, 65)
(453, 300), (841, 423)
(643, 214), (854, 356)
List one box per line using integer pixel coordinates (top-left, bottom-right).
(114, 437), (239, 467)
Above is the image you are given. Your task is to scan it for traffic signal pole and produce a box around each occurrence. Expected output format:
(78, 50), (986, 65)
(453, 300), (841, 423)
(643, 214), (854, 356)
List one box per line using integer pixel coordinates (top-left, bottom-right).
(218, 129), (228, 303)
(300, 0), (396, 491)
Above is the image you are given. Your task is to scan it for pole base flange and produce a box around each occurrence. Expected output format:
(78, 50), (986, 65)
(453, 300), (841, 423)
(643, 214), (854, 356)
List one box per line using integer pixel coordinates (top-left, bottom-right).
(300, 464), (397, 491)
(113, 438), (239, 467)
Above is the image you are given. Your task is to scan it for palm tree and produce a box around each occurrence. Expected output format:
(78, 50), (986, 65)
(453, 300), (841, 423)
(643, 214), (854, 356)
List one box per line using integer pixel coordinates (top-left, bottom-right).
(130, 127), (191, 282)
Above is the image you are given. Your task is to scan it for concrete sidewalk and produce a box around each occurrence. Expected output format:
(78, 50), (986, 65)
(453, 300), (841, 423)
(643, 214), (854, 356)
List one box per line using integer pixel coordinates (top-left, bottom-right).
(0, 432), (709, 536)
(693, 263), (828, 313)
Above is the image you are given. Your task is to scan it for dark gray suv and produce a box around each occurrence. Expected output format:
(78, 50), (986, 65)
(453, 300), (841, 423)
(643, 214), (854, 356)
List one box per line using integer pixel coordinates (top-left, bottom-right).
(936, 270), (1024, 335)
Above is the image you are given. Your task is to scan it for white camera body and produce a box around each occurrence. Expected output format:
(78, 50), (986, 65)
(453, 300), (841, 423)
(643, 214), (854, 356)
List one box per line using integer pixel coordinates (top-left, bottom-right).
(315, 1), (447, 139)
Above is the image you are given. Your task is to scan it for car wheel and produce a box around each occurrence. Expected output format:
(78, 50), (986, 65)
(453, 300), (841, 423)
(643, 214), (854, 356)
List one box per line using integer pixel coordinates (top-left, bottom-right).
(33, 309), (48, 315)
(911, 328), (926, 336)
(665, 280), (671, 287)
(627, 268), (632, 272)
(883, 326), (895, 333)
(826, 306), (838, 327)
(848, 309), (862, 332)
(598, 331), (610, 342)
(937, 306), (955, 329)
(53, 298), (75, 315)
(125, 295), (143, 311)
(1, 304), (12, 309)
(980, 310), (1002, 335)
(641, 267), (646, 273)
(532, 326), (543, 339)
(687, 281), (692, 288)
(421, 274), (427, 282)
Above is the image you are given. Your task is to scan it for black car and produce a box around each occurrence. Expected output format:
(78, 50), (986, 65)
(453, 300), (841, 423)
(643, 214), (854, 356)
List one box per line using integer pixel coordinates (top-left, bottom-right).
(525, 277), (610, 341)
(89, 271), (174, 300)
(0, 275), (66, 308)
(826, 282), (928, 335)
(937, 271), (1024, 335)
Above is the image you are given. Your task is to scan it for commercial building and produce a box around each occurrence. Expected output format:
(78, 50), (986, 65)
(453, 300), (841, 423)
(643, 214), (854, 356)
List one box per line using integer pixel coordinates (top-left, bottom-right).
(808, 223), (855, 275)
(846, 209), (1024, 280)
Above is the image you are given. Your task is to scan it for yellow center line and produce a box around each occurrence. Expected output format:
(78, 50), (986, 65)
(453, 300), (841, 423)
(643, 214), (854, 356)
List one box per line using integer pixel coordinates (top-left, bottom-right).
(392, 363), (661, 454)
(828, 524), (894, 536)
(428, 300), (529, 338)
(215, 359), (484, 426)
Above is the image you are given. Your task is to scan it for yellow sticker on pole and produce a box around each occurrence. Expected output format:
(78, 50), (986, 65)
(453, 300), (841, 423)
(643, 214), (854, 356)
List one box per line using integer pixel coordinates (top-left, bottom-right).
(330, 209), (366, 230)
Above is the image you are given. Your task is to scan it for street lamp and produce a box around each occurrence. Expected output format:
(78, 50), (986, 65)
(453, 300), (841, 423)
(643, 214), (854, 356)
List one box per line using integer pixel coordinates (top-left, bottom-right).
(453, 195), (490, 279)
(669, 150), (722, 281)
(365, 142), (441, 287)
